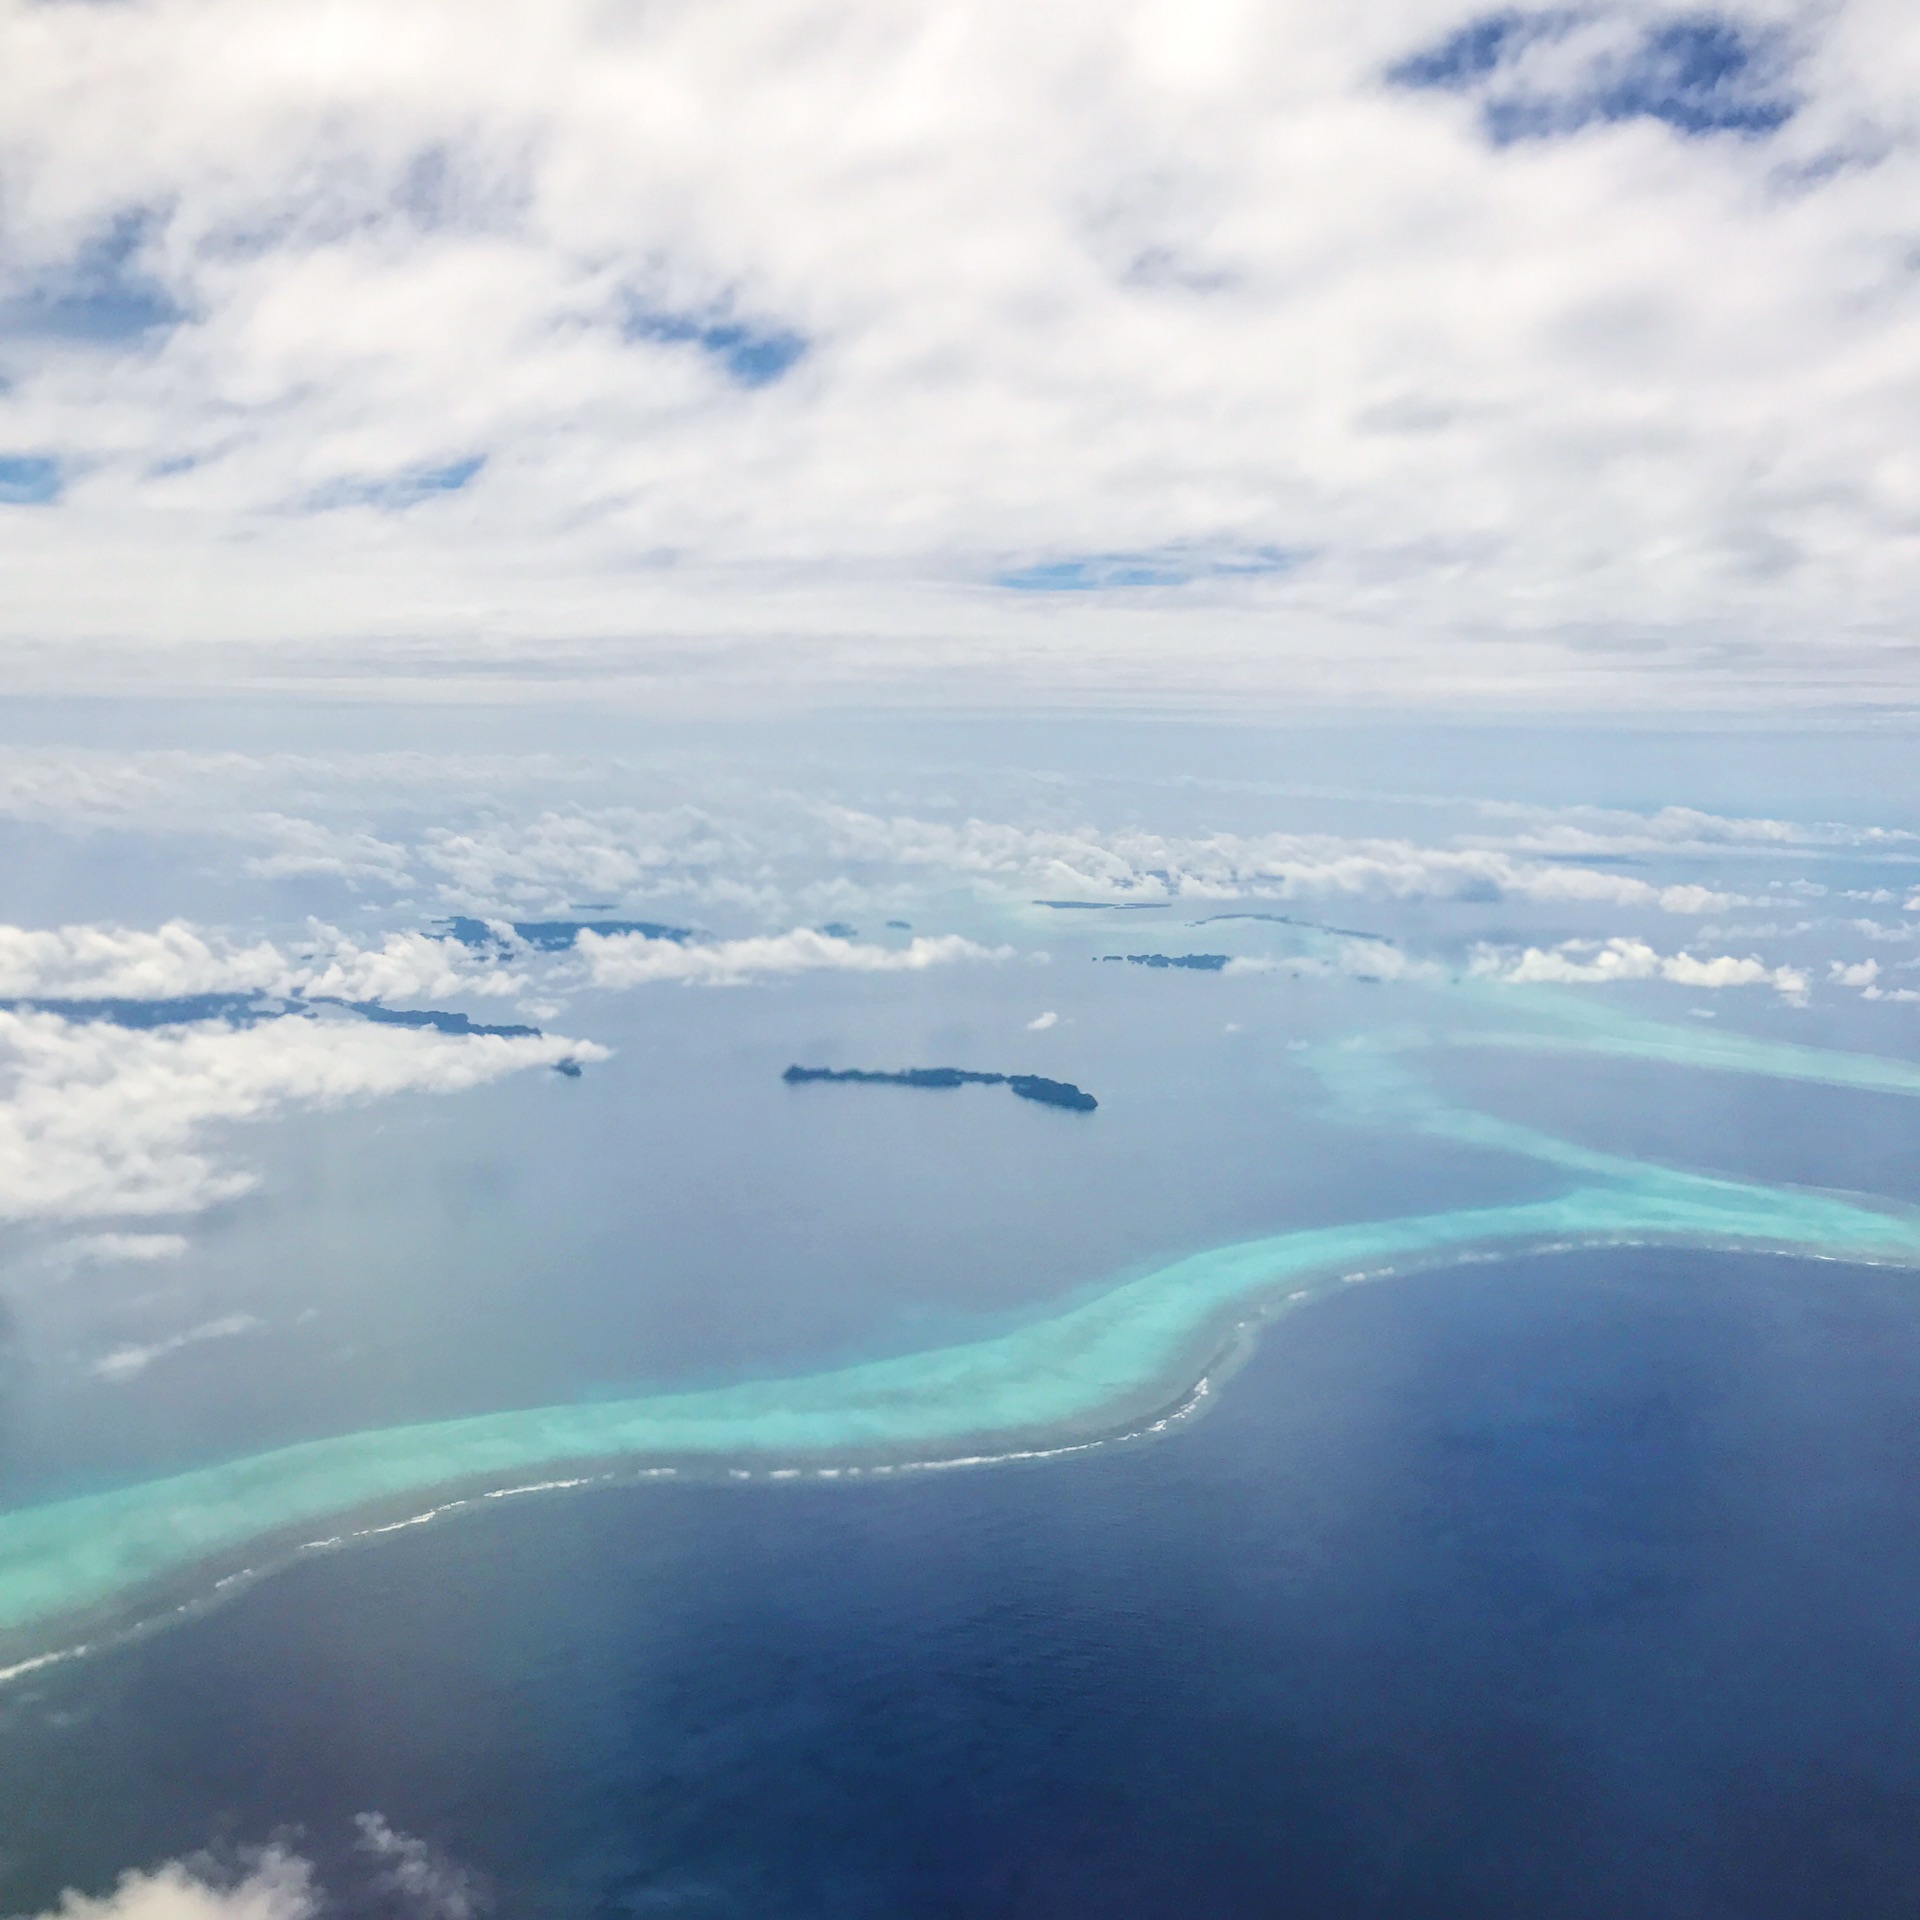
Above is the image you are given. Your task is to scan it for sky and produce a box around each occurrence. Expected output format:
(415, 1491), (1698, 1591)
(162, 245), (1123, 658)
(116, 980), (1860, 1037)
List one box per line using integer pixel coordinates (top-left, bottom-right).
(2, 0), (1919, 709)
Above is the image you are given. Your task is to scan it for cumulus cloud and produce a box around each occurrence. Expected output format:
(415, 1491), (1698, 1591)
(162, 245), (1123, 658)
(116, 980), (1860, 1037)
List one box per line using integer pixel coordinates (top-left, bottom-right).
(1831, 957), (1881, 988)
(292, 927), (525, 1001)
(0, 1008), (602, 1220)
(1026, 1009), (1058, 1029)
(578, 926), (1007, 988)
(825, 807), (1745, 912)
(1, 0), (1920, 701)
(0, 918), (525, 1004)
(1471, 937), (1810, 998)
(27, 1852), (314, 1920)
(0, 921), (289, 1000)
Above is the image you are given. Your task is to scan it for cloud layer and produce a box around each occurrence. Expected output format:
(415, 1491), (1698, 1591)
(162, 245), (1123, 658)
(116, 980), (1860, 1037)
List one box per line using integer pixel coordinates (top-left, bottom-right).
(2, 0), (1919, 702)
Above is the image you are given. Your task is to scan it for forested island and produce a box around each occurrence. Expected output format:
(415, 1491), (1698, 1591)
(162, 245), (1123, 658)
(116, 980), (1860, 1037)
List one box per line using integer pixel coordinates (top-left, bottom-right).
(782, 1065), (1097, 1112)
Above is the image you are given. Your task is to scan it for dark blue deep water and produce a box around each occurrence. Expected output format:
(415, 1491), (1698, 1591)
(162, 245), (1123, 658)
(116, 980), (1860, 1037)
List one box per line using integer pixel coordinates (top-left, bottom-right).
(8, 1246), (1920, 1919)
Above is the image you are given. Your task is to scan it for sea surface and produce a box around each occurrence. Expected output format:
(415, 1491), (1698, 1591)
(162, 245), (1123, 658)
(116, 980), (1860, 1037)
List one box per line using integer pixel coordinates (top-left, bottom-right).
(7, 1245), (1920, 1919)
(2, 713), (1919, 1915)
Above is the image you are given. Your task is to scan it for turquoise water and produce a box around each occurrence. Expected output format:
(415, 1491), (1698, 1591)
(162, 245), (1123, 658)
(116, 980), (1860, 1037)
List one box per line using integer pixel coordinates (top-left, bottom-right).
(5, 997), (1920, 1665)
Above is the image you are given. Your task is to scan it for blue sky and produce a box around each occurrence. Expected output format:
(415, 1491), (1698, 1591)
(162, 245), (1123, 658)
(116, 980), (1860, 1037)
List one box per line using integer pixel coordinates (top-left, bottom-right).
(0, 0), (1914, 710)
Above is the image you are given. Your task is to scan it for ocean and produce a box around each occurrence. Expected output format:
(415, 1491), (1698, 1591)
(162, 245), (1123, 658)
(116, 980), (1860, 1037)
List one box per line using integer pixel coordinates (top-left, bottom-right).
(7, 1245), (1920, 1918)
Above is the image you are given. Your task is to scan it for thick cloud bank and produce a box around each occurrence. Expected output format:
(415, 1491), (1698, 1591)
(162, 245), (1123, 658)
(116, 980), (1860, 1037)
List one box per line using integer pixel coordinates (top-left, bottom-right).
(2, 0), (1918, 702)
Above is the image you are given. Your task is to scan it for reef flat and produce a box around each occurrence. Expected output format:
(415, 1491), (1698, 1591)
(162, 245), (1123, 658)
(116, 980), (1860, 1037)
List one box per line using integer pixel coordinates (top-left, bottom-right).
(1, 1143), (1916, 1671)
(7, 998), (1920, 1678)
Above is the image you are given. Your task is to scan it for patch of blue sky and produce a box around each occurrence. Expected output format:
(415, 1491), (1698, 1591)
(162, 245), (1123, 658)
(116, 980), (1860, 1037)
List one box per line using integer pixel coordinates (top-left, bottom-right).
(620, 302), (807, 389)
(0, 209), (182, 344)
(305, 455), (485, 512)
(0, 456), (62, 506)
(1388, 9), (1798, 144)
(996, 548), (1298, 593)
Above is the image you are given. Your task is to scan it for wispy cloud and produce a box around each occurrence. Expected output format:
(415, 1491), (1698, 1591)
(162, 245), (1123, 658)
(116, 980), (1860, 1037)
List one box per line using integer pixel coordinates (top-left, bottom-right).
(91, 1312), (264, 1382)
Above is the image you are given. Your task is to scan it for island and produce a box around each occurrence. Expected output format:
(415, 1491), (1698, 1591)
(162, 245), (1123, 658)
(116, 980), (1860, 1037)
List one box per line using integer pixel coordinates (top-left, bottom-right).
(1097, 953), (1230, 971)
(782, 1065), (1097, 1112)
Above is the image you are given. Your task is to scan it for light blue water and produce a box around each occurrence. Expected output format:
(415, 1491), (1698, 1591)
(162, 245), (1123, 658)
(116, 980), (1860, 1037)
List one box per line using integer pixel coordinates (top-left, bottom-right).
(4, 1001), (1920, 1666)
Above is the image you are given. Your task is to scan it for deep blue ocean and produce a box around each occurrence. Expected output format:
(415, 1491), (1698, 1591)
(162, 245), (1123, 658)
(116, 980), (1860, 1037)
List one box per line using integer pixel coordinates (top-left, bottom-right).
(8, 1244), (1920, 1918)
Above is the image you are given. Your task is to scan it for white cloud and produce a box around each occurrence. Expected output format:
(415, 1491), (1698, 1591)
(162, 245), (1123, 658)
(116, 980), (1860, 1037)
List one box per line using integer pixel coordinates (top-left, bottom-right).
(1471, 937), (1809, 998)
(91, 1312), (264, 1382)
(0, 1008), (603, 1220)
(1831, 957), (1881, 988)
(0, 918), (525, 1004)
(0, 921), (290, 1001)
(0, 1), (1919, 701)
(826, 808), (1745, 912)
(578, 926), (1008, 988)
(293, 927), (525, 1001)
(1026, 1009), (1058, 1029)
(29, 1853), (314, 1920)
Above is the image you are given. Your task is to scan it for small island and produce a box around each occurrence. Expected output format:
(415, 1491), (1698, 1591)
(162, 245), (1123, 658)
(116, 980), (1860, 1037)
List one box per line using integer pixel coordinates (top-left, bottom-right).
(782, 1065), (1097, 1112)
